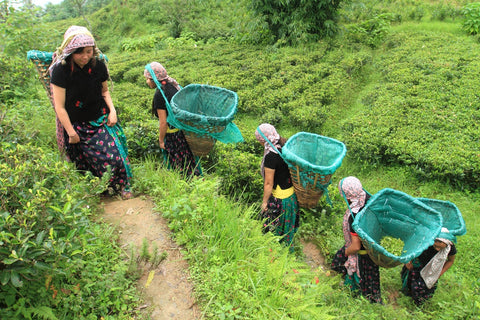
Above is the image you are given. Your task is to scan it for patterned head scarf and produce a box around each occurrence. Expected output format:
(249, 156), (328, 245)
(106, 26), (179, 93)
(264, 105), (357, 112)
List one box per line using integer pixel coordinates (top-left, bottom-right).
(255, 123), (282, 179)
(255, 123), (281, 155)
(339, 176), (366, 214)
(50, 25), (98, 70)
(144, 62), (181, 90)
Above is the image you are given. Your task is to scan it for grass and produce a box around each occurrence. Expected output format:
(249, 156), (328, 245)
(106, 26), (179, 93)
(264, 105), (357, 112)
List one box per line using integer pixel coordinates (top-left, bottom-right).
(129, 154), (480, 319)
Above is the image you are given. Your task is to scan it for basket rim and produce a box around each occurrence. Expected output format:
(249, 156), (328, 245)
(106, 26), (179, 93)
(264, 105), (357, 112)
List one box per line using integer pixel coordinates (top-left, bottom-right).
(417, 197), (467, 236)
(282, 132), (347, 174)
(170, 84), (239, 122)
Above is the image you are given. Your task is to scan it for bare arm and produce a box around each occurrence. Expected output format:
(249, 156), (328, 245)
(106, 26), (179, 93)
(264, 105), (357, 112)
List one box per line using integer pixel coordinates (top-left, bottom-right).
(440, 254), (455, 277)
(345, 234), (362, 256)
(52, 84), (79, 144)
(157, 109), (168, 149)
(102, 81), (117, 126)
(261, 167), (275, 212)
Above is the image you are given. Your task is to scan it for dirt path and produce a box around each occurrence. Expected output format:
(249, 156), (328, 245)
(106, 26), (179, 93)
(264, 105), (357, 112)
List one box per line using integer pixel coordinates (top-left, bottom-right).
(100, 197), (200, 320)
(99, 197), (325, 319)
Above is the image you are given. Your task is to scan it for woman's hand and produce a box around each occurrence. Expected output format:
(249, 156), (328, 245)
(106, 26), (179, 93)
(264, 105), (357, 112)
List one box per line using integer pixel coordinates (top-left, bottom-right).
(158, 138), (165, 150)
(261, 201), (268, 212)
(69, 133), (80, 144)
(405, 261), (413, 270)
(107, 109), (117, 127)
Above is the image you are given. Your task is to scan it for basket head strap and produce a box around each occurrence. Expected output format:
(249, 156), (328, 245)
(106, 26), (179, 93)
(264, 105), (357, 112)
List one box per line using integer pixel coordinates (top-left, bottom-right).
(255, 126), (286, 161)
(145, 64), (195, 132)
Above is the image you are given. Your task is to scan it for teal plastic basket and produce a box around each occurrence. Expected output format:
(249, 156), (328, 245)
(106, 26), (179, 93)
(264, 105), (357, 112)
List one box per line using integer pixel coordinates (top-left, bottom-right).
(352, 188), (443, 268)
(282, 132), (347, 208)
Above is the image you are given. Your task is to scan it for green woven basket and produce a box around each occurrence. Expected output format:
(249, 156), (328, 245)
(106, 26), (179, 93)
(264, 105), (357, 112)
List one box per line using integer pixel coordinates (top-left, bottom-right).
(417, 198), (466, 239)
(171, 84), (238, 128)
(352, 188), (443, 268)
(170, 84), (238, 156)
(282, 132), (346, 208)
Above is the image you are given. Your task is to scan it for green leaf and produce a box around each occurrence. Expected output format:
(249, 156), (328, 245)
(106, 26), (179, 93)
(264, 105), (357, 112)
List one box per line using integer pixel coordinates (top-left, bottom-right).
(0, 270), (11, 285)
(10, 271), (23, 287)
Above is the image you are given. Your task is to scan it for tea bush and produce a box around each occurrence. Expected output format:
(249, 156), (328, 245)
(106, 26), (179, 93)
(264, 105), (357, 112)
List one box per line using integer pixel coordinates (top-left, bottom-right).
(341, 30), (480, 190)
(462, 2), (480, 35)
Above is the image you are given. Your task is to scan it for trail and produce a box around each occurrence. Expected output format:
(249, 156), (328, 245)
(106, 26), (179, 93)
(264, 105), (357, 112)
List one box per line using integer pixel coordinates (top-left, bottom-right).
(100, 197), (200, 320)
(99, 197), (326, 319)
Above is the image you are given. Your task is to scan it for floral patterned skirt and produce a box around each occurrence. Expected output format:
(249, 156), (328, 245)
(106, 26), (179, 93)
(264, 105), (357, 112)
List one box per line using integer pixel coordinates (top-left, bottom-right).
(331, 246), (382, 303)
(66, 116), (131, 193)
(401, 265), (437, 306)
(163, 130), (201, 177)
(261, 193), (299, 247)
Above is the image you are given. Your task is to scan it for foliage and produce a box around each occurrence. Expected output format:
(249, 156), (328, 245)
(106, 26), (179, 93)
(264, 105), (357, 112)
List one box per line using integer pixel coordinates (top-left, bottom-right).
(249, 0), (345, 45)
(462, 2), (480, 35)
(0, 141), (142, 318)
(41, 0), (112, 22)
(341, 30), (480, 190)
(345, 13), (394, 48)
(208, 143), (264, 204)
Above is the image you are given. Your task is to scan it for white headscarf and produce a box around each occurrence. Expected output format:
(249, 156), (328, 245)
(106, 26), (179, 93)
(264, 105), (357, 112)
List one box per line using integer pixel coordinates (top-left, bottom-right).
(339, 177), (367, 276)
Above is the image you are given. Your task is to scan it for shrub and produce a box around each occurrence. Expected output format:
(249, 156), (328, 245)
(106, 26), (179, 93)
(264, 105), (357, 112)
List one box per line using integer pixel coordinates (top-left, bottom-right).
(462, 2), (480, 35)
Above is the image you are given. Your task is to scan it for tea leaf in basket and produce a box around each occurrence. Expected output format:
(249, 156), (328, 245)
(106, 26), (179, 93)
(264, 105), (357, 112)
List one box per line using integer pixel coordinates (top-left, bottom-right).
(380, 236), (405, 256)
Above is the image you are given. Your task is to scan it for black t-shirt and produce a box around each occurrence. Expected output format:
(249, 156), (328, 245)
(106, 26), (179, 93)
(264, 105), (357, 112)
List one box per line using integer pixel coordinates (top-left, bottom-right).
(152, 83), (179, 115)
(50, 59), (109, 123)
(417, 243), (457, 267)
(264, 150), (292, 190)
(152, 83), (179, 130)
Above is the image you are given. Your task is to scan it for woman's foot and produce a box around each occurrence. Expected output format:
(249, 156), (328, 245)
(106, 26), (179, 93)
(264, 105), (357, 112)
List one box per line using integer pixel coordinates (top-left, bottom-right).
(121, 190), (133, 199)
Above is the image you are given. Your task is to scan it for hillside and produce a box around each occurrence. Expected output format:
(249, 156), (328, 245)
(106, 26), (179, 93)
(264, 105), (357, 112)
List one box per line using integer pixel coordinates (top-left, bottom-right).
(1, 0), (479, 319)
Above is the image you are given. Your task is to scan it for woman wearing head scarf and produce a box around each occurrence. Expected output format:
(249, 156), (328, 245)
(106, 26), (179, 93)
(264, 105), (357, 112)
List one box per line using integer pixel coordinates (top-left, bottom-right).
(331, 176), (382, 303)
(50, 25), (132, 198)
(255, 123), (299, 249)
(144, 62), (201, 177)
(401, 229), (456, 306)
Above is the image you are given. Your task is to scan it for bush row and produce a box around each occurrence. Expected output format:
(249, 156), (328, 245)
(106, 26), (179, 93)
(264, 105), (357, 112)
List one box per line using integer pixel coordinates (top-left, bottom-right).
(341, 30), (480, 190)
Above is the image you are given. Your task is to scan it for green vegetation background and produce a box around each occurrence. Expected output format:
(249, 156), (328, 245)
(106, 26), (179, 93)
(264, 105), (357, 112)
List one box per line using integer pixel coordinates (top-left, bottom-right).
(1, 0), (479, 319)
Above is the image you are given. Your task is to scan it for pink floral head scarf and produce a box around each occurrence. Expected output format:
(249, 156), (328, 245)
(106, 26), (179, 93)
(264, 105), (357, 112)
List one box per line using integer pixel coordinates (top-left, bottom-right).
(339, 176), (366, 214)
(255, 123), (282, 179)
(50, 25), (97, 70)
(144, 62), (180, 90)
(255, 123), (281, 155)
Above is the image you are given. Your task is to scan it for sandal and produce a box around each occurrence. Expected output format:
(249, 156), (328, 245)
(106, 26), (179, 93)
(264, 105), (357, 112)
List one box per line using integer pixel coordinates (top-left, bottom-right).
(121, 190), (133, 200)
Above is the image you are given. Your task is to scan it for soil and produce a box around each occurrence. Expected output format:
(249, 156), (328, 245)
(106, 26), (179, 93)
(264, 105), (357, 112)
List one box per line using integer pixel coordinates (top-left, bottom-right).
(99, 197), (325, 320)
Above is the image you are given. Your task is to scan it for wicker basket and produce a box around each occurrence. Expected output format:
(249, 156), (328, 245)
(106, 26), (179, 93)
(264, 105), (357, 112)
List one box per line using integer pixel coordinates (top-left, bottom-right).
(27, 51), (54, 105)
(352, 188), (443, 268)
(184, 131), (216, 157)
(282, 132), (346, 209)
(183, 122), (223, 157)
(289, 165), (332, 208)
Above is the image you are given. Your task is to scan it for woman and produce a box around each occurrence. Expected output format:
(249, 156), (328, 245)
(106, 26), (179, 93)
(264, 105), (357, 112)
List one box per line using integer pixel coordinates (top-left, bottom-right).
(401, 230), (456, 306)
(331, 176), (382, 303)
(144, 62), (201, 177)
(255, 123), (299, 249)
(50, 25), (132, 198)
